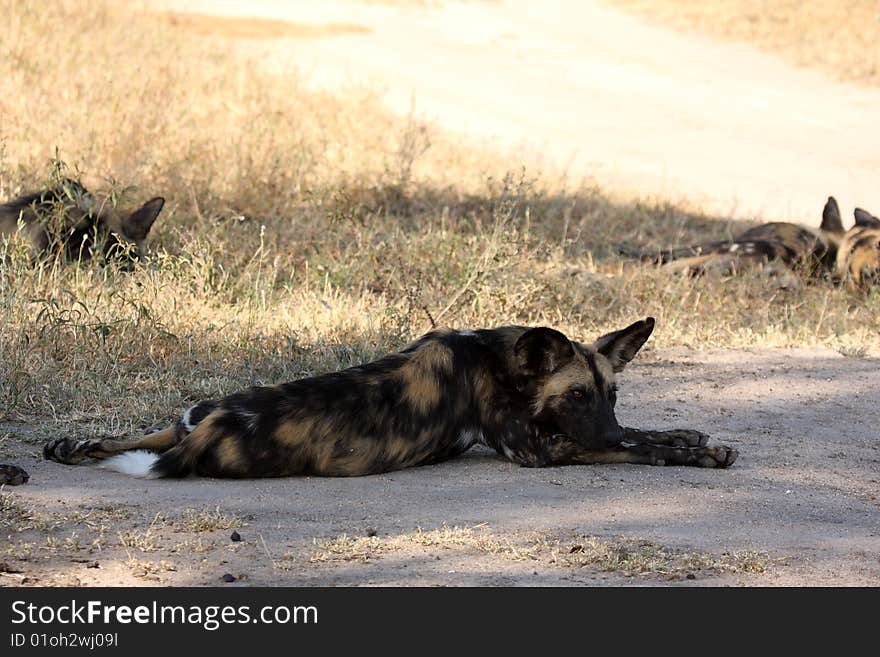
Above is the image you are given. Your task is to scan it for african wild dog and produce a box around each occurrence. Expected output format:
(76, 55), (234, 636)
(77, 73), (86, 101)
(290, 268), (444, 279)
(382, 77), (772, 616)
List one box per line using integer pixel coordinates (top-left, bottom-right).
(0, 178), (164, 268)
(616, 197), (861, 283)
(43, 317), (738, 479)
(834, 205), (880, 289)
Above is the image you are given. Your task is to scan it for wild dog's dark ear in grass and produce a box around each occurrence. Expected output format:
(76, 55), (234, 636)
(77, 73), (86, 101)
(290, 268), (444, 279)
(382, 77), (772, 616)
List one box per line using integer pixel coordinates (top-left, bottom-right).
(821, 196), (845, 236)
(59, 178), (90, 200)
(125, 197), (165, 239)
(515, 327), (575, 377)
(593, 317), (655, 372)
(854, 208), (880, 229)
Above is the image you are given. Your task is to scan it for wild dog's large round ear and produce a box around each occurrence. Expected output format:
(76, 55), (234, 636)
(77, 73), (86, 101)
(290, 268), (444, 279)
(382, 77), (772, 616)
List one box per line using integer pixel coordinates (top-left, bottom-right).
(592, 317), (655, 373)
(514, 327), (575, 377)
(124, 197), (165, 239)
(854, 208), (880, 229)
(821, 196), (845, 236)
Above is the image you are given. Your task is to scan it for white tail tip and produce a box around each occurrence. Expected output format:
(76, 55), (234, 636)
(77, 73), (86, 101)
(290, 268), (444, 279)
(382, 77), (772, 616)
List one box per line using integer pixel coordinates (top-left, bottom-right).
(100, 450), (160, 478)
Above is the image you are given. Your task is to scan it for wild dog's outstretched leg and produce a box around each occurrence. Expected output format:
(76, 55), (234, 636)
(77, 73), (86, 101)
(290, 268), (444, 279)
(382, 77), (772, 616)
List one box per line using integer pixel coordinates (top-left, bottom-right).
(548, 441), (738, 468)
(43, 425), (183, 465)
(0, 464), (29, 485)
(621, 427), (709, 447)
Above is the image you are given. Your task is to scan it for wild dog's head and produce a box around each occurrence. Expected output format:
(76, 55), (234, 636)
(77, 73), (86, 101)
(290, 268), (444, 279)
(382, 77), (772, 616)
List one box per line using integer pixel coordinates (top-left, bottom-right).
(840, 207), (880, 289)
(514, 317), (655, 449)
(45, 179), (164, 269)
(824, 197), (880, 289)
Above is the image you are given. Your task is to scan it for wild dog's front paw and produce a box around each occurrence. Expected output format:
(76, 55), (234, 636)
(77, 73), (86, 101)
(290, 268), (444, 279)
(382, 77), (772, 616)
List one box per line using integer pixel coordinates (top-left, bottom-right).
(43, 438), (98, 465)
(661, 429), (709, 448)
(0, 464), (29, 485)
(697, 445), (738, 468)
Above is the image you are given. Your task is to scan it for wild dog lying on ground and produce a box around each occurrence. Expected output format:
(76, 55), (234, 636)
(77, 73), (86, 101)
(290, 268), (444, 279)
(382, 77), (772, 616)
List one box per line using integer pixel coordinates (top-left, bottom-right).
(43, 317), (738, 479)
(0, 178), (164, 268)
(617, 197), (879, 288)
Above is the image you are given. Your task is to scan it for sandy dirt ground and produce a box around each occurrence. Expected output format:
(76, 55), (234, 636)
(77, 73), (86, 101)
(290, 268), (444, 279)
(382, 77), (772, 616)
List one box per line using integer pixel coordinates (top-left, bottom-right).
(152, 0), (880, 223)
(2, 348), (879, 586)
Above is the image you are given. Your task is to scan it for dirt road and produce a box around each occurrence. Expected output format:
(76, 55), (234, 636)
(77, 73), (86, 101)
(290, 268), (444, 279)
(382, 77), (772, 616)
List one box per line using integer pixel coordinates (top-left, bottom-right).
(4, 348), (879, 586)
(156, 0), (880, 222)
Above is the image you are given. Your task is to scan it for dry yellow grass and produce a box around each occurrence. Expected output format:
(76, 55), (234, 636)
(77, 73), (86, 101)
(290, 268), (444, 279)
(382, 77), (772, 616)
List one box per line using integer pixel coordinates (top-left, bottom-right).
(605, 0), (880, 86)
(0, 0), (877, 440)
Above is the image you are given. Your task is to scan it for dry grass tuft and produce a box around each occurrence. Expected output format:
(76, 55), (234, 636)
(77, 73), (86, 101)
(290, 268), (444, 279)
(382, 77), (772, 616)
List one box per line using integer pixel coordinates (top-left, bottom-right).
(0, 491), (57, 533)
(176, 507), (241, 533)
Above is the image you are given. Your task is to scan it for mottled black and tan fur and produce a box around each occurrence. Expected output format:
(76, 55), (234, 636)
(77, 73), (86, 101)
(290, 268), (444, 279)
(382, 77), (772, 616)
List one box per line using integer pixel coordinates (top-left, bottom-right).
(835, 205), (880, 289)
(0, 179), (164, 268)
(44, 318), (737, 479)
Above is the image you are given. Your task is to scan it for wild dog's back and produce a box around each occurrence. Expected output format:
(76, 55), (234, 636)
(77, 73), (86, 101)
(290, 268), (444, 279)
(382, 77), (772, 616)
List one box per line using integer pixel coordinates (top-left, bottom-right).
(151, 329), (513, 478)
(0, 183), (81, 252)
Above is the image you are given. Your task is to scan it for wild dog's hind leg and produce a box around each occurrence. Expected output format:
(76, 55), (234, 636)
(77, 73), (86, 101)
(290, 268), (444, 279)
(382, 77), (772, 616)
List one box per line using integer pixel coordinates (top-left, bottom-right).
(43, 425), (183, 465)
(44, 401), (218, 465)
(621, 427), (709, 447)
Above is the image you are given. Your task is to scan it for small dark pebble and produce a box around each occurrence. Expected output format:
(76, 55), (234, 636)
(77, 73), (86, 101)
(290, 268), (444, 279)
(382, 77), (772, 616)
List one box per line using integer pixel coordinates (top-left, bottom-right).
(686, 573), (696, 580)
(230, 531), (241, 542)
(221, 573), (236, 583)
(366, 527), (378, 537)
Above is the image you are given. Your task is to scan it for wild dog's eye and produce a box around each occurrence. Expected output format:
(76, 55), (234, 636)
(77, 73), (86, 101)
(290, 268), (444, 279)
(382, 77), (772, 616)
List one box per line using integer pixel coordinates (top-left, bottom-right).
(569, 387), (586, 400)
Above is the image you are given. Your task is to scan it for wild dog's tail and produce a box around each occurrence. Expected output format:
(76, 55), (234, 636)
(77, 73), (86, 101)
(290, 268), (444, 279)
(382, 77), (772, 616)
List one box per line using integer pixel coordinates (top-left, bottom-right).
(101, 440), (206, 479)
(104, 409), (227, 479)
(615, 240), (736, 264)
(101, 451), (161, 478)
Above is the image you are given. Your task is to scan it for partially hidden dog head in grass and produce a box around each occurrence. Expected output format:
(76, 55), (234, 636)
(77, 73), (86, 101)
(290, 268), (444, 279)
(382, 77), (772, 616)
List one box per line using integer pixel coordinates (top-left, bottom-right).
(819, 196), (880, 290)
(0, 178), (164, 269)
(518, 316), (655, 450)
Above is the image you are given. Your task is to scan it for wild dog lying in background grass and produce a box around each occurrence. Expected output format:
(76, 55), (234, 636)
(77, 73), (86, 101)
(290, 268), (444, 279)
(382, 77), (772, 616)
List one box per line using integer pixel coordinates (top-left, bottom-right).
(617, 197), (879, 289)
(0, 178), (164, 269)
(44, 317), (738, 479)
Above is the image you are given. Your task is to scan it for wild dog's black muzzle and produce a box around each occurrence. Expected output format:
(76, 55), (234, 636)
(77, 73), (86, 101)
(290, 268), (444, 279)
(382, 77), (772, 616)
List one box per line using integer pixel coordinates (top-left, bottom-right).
(601, 424), (624, 447)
